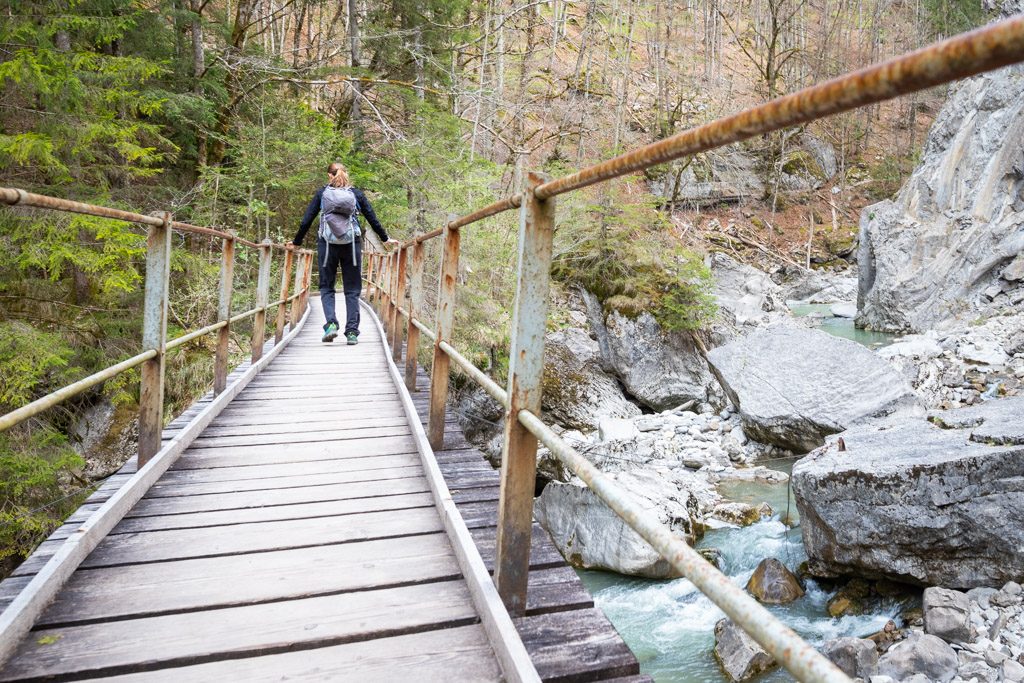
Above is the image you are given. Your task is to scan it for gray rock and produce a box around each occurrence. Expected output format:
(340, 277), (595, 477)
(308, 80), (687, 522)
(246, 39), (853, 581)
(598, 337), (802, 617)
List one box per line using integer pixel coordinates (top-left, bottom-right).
(877, 633), (959, 683)
(713, 618), (776, 681)
(783, 269), (858, 304)
(544, 327), (642, 430)
(793, 397), (1024, 588)
(534, 470), (704, 578)
(925, 587), (974, 643)
(707, 324), (919, 452)
(856, 54), (1024, 332)
(648, 148), (764, 208)
(831, 302), (857, 318)
(592, 308), (715, 411)
(598, 418), (639, 442)
(968, 587), (999, 610)
(822, 637), (878, 679)
(1002, 658), (1024, 682)
(709, 252), (787, 328)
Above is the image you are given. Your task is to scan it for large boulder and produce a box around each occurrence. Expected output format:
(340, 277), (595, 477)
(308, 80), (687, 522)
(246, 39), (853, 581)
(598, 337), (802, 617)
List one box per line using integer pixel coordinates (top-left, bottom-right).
(708, 253), (788, 328)
(649, 148), (765, 207)
(792, 396), (1024, 588)
(589, 306), (715, 411)
(856, 26), (1024, 332)
(876, 633), (959, 683)
(713, 618), (776, 682)
(542, 327), (641, 430)
(706, 324), (919, 452)
(533, 469), (708, 578)
(745, 558), (805, 604)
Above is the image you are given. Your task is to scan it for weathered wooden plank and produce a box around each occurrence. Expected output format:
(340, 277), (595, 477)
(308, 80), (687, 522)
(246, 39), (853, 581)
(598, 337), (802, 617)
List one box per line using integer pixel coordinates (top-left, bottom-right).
(0, 581), (483, 681)
(36, 533), (460, 628)
(229, 386), (399, 401)
(128, 476), (430, 517)
(113, 491), (435, 533)
(172, 438), (419, 469)
(198, 415), (409, 437)
(207, 403), (408, 425)
(514, 608), (641, 683)
(151, 464), (423, 494)
(187, 424), (411, 449)
(98, 625), (502, 683)
(80, 506), (444, 568)
(471, 524), (565, 572)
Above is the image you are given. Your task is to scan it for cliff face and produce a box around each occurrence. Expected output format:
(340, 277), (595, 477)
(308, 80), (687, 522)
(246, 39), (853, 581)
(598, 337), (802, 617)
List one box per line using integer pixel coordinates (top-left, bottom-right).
(857, 19), (1024, 332)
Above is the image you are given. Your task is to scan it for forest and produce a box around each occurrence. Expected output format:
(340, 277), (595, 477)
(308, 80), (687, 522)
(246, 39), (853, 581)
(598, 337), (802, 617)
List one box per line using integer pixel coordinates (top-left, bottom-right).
(0, 0), (991, 574)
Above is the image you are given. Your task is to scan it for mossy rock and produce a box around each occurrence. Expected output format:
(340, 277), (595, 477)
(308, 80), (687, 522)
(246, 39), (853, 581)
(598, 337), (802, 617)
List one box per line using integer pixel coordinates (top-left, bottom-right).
(782, 150), (827, 181)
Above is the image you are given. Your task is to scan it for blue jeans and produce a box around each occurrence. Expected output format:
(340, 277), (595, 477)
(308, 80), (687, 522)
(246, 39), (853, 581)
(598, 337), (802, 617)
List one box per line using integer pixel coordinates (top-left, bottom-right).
(317, 237), (362, 335)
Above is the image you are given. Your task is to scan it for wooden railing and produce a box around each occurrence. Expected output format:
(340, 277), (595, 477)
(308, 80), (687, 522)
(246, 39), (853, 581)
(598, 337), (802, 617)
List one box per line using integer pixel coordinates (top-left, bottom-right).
(0, 188), (315, 468)
(365, 16), (1024, 683)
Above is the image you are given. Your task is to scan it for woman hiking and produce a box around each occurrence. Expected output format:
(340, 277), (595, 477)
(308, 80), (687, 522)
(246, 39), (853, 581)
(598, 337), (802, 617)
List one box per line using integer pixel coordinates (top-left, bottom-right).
(292, 162), (398, 344)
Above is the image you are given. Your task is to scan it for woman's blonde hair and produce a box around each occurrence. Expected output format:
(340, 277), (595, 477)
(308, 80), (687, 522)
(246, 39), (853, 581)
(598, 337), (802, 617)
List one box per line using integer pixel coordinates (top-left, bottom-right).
(327, 162), (350, 188)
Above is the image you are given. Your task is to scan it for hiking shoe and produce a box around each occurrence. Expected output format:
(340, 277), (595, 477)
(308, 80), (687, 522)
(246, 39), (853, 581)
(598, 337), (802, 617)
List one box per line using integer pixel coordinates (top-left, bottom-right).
(322, 323), (339, 343)
(345, 332), (358, 345)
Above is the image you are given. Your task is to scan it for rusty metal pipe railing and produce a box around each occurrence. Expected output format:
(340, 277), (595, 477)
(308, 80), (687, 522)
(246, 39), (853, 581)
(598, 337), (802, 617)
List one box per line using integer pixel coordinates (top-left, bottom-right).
(515, 410), (849, 682)
(400, 194), (523, 249)
(535, 16), (1024, 199)
(0, 350), (157, 432)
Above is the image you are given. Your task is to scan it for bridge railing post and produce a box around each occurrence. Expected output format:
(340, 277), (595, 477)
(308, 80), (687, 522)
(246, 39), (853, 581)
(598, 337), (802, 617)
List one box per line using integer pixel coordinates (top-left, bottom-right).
(404, 237), (426, 391)
(138, 212), (173, 468)
(275, 247), (294, 344)
(386, 250), (399, 346)
(301, 251), (313, 318)
(495, 172), (556, 616)
(427, 214), (460, 450)
(213, 234), (236, 395)
(380, 252), (392, 335)
(251, 239), (273, 363)
(391, 245), (408, 362)
(289, 247), (304, 331)
(366, 251), (377, 305)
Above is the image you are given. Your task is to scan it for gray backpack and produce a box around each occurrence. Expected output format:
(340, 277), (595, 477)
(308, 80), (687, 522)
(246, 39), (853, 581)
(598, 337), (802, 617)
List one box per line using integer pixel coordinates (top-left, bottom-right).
(319, 186), (361, 265)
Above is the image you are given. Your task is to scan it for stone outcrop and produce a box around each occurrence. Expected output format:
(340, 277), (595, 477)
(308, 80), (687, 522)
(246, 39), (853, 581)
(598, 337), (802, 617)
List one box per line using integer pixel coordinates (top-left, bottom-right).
(706, 324), (918, 452)
(792, 396), (1024, 588)
(542, 327), (641, 430)
(713, 619), (776, 682)
(587, 306), (715, 411)
(745, 558), (804, 604)
(856, 35), (1024, 332)
(533, 469), (710, 578)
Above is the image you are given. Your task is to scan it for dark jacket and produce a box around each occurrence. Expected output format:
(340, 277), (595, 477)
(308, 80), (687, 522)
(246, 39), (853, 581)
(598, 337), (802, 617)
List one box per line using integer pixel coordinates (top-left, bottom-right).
(292, 186), (389, 246)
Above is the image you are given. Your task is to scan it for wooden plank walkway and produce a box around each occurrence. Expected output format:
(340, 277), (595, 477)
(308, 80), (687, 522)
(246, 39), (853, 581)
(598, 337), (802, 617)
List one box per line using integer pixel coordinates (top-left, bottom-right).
(0, 300), (512, 682)
(0, 296), (650, 682)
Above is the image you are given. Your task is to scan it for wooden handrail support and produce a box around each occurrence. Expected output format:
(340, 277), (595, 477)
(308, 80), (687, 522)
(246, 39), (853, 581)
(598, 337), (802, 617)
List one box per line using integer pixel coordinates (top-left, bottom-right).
(250, 239), (273, 363)
(426, 214), (460, 450)
(213, 235), (236, 396)
(391, 246), (408, 362)
(137, 212), (172, 468)
(275, 248), (295, 344)
(494, 173), (555, 615)
(404, 238), (426, 391)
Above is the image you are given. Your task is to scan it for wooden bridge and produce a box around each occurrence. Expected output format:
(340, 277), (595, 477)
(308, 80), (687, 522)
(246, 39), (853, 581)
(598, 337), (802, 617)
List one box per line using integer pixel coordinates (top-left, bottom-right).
(0, 296), (642, 682)
(1, 18), (1022, 682)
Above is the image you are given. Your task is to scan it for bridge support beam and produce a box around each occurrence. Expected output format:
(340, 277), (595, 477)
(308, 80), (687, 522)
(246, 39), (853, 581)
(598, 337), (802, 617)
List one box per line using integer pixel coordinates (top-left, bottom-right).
(289, 246), (304, 331)
(251, 239), (273, 363)
(213, 235), (236, 395)
(275, 247), (294, 344)
(138, 212), (173, 468)
(495, 173), (555, 615)
(427, 215), (460, 450)
(391, 246), (408, 362)
(405, 237), (426, 391)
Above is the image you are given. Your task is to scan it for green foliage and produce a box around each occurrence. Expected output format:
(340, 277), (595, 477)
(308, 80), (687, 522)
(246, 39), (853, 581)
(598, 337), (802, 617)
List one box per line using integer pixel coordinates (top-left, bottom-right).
(0, 322), (75, 409)
(921, 0), (992, 37)
(553, 193), (717, 332)
(0, 428), (85, 564)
